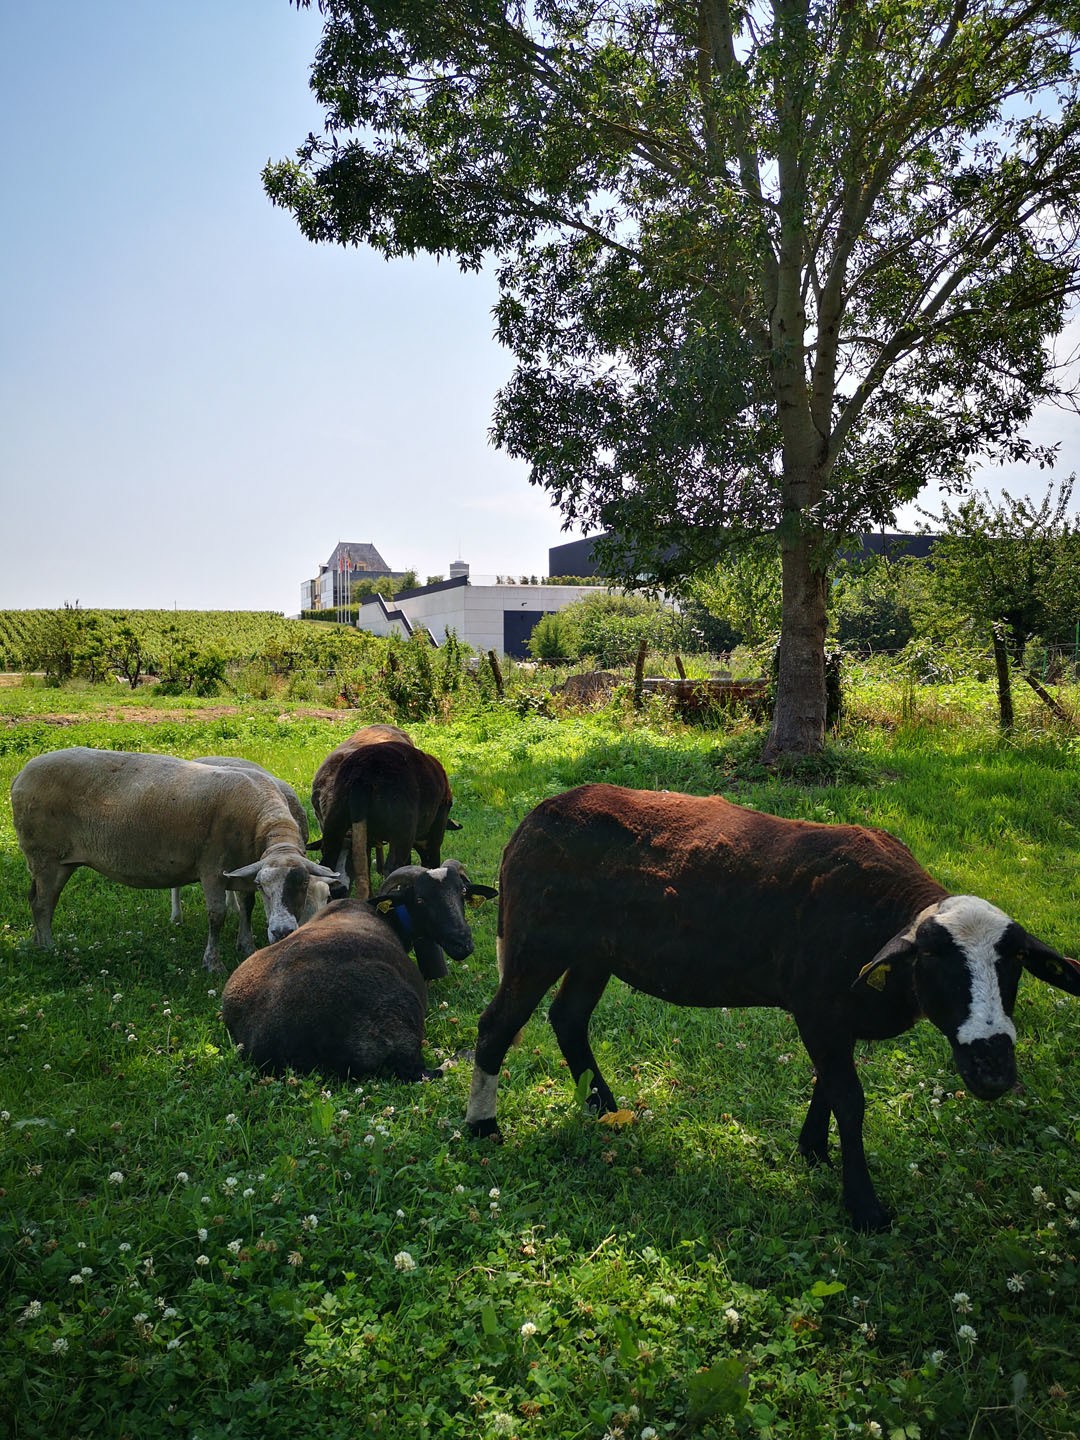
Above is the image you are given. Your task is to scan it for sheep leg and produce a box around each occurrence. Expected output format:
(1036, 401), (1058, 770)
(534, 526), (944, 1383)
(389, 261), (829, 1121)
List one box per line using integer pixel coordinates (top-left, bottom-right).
(467, 962), (559, 1138)
(548, 966), (616, 1113)
(200, 877), (229, 972)
(27, 862), (77, 947)
(797, 1076), (832, 1167)
(169, 887), (183, 925)
(797, 1024), (890, 1232)
(233, 891), (257, 956)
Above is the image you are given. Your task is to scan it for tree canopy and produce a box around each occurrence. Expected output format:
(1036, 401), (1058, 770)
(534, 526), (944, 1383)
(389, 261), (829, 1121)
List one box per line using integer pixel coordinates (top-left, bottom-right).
(267, 0), (1080, 755)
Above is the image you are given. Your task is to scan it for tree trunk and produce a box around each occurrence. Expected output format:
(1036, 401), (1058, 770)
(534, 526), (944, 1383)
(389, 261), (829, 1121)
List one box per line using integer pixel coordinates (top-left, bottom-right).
(991, 622), (1014, 731)
(762, 532), (828, 762)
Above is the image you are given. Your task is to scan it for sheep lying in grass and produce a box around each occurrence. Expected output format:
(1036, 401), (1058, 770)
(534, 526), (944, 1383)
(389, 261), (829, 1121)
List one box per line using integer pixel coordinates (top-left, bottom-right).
(465, 783), (1080, 1231)
(222, 861), (496, 1079)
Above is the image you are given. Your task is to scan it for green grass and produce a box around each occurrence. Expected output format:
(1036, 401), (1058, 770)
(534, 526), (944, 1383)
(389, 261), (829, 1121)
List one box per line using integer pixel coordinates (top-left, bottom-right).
(1, 689), (1079, 1439)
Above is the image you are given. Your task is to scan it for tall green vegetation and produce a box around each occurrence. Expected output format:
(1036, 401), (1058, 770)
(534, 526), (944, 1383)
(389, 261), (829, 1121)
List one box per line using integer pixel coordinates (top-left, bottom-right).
(924, 481), (1080, 727)
(267, 0), (1080, 761)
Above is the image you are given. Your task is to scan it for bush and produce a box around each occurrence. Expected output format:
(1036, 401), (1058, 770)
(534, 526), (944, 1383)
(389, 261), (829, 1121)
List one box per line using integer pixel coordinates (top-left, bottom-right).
(528, 613), (573, 662)
(556, 592), (689, 667)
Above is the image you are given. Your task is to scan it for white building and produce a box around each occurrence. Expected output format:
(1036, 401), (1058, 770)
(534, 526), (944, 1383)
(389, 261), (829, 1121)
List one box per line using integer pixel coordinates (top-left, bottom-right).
(355, 566), (604, 657)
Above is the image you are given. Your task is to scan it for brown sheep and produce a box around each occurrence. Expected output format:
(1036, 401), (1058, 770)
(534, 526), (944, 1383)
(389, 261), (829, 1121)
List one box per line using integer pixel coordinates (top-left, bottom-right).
(222, 861), (496, 1079)
(465, 783), (1080, 1232)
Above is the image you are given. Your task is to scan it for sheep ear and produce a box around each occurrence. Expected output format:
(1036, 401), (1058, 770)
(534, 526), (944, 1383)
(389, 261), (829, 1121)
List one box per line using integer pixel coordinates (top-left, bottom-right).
(466, 884), (498, 908)
(1023, 939), (1080, 996)
(853, 930), (918, 992)
(304, 858), (340, 880)
(223, 861), (262, 892)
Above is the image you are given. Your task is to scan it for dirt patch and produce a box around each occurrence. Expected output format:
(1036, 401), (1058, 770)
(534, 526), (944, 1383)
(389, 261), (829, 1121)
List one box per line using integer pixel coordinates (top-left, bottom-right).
(1, 706), (352, 727)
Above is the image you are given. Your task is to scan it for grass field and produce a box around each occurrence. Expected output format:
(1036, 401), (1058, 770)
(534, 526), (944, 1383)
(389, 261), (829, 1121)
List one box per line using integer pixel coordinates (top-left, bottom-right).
(1, 684), (1078, 1439)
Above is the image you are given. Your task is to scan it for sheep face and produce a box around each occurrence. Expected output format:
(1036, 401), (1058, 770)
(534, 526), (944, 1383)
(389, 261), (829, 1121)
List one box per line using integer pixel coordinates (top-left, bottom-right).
(224, 855), (338, 943)
(375, 860), (497, 962)
(861, 894), (1077, 1101)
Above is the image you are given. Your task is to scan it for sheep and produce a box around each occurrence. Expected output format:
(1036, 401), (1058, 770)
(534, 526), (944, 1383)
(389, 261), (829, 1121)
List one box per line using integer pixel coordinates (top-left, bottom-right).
(11, 747), (341, 971)
(311, 725), (456, 980)
(221, 860), (497, 1079)
(465, 782), (1080, 1232)
(168, 756), (315, 933)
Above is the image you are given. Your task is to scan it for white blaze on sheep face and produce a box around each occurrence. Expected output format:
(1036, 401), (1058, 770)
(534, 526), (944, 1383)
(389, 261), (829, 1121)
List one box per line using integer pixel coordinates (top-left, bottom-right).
(935, 896), (1017, 1046)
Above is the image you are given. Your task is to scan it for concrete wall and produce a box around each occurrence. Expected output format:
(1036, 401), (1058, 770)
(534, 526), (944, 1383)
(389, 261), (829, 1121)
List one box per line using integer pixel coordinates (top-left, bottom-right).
(356, 581), (603, 655)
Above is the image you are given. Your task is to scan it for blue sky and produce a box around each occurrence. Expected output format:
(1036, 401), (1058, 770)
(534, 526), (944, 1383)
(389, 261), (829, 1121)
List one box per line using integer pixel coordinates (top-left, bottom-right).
(2, 3), (1077, 614)
(0, 1), (575, 613)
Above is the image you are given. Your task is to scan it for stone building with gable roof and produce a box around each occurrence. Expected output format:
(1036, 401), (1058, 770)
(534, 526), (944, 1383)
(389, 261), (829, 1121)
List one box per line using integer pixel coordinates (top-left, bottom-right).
(301, 542), (408, 613)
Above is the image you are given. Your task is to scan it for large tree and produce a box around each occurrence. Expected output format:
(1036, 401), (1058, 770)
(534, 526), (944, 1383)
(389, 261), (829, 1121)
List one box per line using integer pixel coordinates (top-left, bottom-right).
(267, 0), (1080, 758)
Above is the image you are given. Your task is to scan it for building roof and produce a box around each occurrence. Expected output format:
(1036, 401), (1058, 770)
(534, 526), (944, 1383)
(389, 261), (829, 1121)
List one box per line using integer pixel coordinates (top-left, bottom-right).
(325, 541), (392, 574)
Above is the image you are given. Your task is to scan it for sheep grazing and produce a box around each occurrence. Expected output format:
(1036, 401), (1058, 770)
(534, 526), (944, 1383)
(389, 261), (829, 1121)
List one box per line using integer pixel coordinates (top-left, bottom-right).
(11, 747), (341, 971)
(221, 860), (497, 1080)
(168, 756), (316, 933)
(310, 725), (456, 980)
(465, 783), (1080, 1232)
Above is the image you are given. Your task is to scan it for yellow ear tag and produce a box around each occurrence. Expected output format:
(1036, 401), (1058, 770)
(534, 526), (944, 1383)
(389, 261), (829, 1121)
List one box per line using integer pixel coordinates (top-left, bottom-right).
(856, 959), (890, 990)
(598, 1109), (635, 1127)
(466, 894), (488, 910)
(377, 899), (394, 914)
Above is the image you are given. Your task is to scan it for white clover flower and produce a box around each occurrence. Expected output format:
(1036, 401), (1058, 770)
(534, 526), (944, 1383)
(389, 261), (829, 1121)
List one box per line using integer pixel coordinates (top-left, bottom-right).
(197, 1228), (208, 1242)
(1032, 1185), (1049, 1206)
(80, 1267), (92, 1277)
(225, 1113), (238, 1126)
(224, 1176), (238, 1190)
(176, 1171), (190, 1185)
(660, 1293), (677, 1307)
(1006, 1274), (1025, 1293)
(207, 989), (217, 998)
(1, 1111), (10, 1123)
(958, 1324), (977, 1344)
(68, 1274), (84, 1286)
(18, 1301), (42, 1323)
(724, 1307), (740, 1331)
(491, 1415), (515, 1436)
(641, 1429), (658, 1440)
(929, 1349), (945, 1365)
(520, 1321), (538, 1338)
(867, 1424), (883, 1439)
(363, 1134), (376, 1146)
(455, 1184), (466, 1194)
(52, 1337), (69, 1354)
(162, 1307), (178, 1320)
(108, 1171), (124, 1185)
(227, 1239), (243, 1255)
(196, 1255), (210, 1267)
(393, 1251), (417, 1272)
(201, 1195), (211, 1205)
(166, 1338), (181, 1350)
(396, 1209), (405, 1220)
(489, 1187), (501, 1200)
(302, 1214), (318, 1231)
(1065, 1189), (1080, 1212)
(337, 1109), (350, 1121)
(242, 1187), (254, 1199)
(952, 1292), (972, 1313)
(112, 993), (123, 1003)
(118, 1242), (132, 1253)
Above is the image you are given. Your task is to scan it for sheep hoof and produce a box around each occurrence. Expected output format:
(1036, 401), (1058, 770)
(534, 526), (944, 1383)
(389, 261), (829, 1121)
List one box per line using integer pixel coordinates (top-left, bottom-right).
(850, 1202), (892, 1234)
(468, 1117), (503, 1142)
